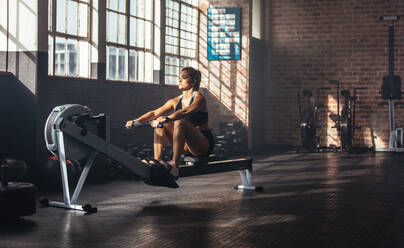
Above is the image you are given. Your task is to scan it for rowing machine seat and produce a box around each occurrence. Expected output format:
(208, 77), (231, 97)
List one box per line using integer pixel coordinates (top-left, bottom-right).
(182, 156), (209, 166)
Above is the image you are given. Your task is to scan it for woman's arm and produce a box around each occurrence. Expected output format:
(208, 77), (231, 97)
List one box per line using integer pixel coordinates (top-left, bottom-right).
(125, 97), (177, 128)
(135, 98), (177, 122)
(167, 93), (206, 121)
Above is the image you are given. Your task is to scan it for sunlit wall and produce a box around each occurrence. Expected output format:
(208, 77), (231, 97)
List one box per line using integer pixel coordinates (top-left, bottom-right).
(0, 0), (38, 94)
(198, 0), (250, 130)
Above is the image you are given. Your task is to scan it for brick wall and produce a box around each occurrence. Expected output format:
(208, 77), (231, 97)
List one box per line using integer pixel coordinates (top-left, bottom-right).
(264, 0), (404, 148)
(198, 0), (251, 134)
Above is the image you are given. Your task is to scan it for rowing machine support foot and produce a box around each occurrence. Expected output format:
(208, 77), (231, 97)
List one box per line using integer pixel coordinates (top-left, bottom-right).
(236, 168), (263, 191)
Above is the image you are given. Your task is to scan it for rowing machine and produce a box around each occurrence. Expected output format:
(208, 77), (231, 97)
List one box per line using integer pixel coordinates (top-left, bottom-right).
(41, 105), (261, 212)
(42, 104), (178, 212)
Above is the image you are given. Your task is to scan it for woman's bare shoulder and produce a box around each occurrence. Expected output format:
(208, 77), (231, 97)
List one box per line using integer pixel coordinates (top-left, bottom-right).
(195, 91), (205, 99)
(166, 95), (182, 106)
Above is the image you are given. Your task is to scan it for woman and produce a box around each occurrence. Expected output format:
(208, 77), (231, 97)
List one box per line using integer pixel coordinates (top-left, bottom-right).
(125, 67), (215, 178)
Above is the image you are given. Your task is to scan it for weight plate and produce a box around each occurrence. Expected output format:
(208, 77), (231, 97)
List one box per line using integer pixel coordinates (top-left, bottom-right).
(0, 193), (36, 218)
(0, 182), (36, 196)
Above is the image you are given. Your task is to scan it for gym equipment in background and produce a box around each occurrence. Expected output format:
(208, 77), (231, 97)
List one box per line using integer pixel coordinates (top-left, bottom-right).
(214, 122), (248, 159)
(41, 104), (260, 213)
(295, 80), (315, 151)
(295, 79), (330, 152)
(0, 158), (30, 182)
(339, 87), (367, 151)
(377, 16), (404, 152)
(0, 165), (36, 222)
(329, 80), (370, 152)
(329, 80), (367, 151)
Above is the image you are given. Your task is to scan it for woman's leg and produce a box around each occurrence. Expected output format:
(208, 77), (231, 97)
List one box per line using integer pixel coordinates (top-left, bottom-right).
(153, 122), (174, 161)
(171, 119), (209, 166)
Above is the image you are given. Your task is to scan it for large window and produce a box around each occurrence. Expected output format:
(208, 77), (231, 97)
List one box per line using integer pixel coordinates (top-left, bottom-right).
(47, 0), (199, 84)
(106, 0), (156, 83)
(165, 0), (199, 85)
(48, 0), (92, 77)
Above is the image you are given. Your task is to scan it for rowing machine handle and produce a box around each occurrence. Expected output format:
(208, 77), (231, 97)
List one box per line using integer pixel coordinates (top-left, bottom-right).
(131, 122), (163, 128)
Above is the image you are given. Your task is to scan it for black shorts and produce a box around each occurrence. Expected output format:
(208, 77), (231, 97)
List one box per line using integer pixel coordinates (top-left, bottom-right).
(201, 129), (215, 155)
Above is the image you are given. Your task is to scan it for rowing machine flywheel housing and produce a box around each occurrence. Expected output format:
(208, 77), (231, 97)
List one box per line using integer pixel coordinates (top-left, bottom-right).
(44, 104), (98, 161)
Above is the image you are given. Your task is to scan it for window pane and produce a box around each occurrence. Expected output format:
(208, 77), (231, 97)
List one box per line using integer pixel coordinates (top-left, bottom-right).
(118, 48), (127, 80)
(173, 1), (179, 11)
(179, 58), (186, 68)
(108, 46), (117, 79)
(108, 0), (118, 11)
(137, 19), (144, 47)
(138, 51), (144, 82)
(165, 75), (177, 85)
(67, 0), (78, 35)
(79, 3), (88, 37)
(118, 0), (125, 12)
(129, 50), (137, 81)
(145, 0), (152, 21)
(55, 37), (65, 75)
(145, 21), (152, 49)
(154, 24), (160, 55)
(130, 0), (137, 16)
(154, 0), (160, 24)
(107, 11), (117, 42)
(137, 0), (144, 18)
(129, 17), (136, 46)
(153, 54), (160, 71)
(56, 0), (66, 33)
(79, 41), (89, 77)
(67, 39), (78, 76)
(145, 52), (153, 82)
(48, 35), (53, 75)
(118, 14), (126, 44)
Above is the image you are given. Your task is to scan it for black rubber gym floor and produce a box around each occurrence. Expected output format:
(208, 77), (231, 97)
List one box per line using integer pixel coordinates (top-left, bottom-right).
(1, 151), (404, 248)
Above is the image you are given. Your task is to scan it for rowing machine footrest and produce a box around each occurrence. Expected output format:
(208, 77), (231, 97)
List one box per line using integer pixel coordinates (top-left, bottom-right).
(144, 163), (179, 188)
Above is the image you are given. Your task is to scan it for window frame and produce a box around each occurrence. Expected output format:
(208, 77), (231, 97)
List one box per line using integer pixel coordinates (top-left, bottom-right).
(47, 0), (202, 84)
(164, 0), (200, 85)
(48, 0), (92, 78)
(106, 0), (156, 83)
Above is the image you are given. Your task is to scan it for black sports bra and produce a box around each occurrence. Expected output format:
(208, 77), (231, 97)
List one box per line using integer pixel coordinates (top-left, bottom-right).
(175, 92), (208, 126)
